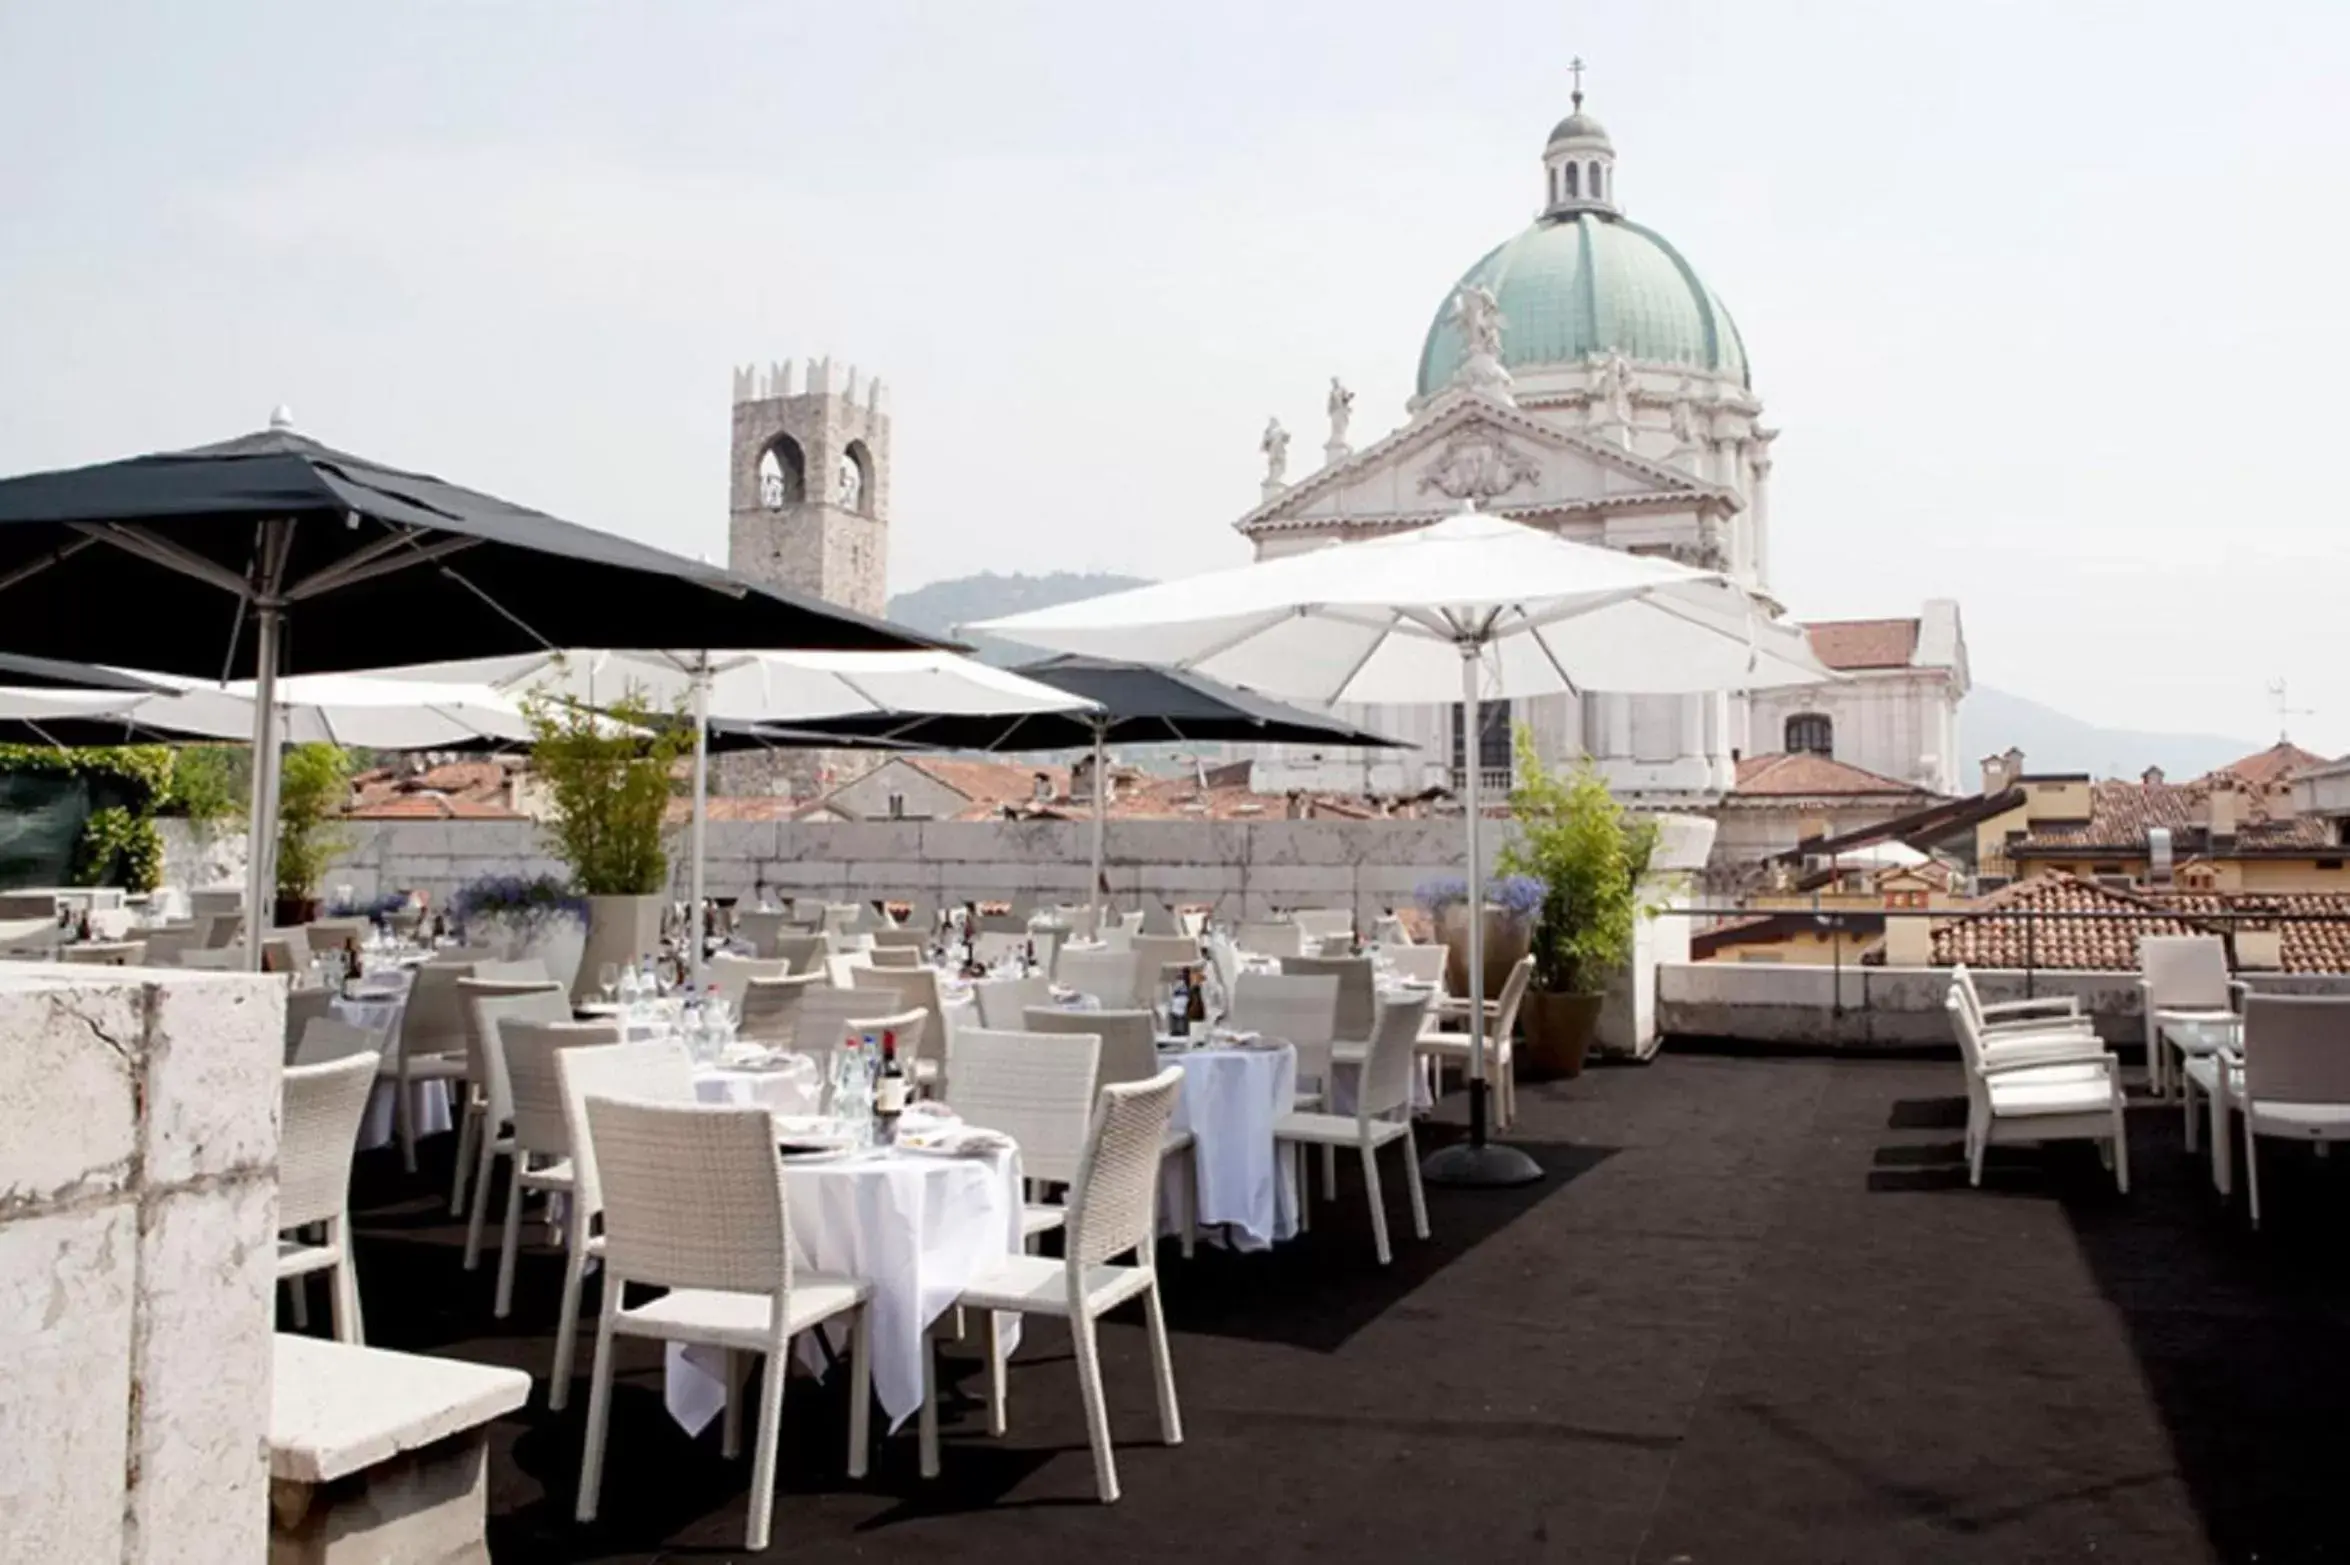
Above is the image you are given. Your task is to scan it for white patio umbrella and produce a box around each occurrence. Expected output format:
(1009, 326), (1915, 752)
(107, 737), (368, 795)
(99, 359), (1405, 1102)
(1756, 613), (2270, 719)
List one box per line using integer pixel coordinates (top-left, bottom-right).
(974, 508), (1836, 1185)
(393, 648), (1100, 986)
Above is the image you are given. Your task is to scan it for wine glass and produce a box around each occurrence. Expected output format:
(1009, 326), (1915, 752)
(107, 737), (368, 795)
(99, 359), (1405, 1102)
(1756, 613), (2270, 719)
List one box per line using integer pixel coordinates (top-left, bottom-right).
(597, 962), (619, 1005)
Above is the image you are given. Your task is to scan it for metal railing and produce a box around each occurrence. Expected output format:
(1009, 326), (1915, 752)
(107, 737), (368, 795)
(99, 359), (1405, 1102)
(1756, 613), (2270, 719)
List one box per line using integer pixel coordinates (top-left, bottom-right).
(1667, 902), (2350, 1015)
(1448, 767), (1514, 795)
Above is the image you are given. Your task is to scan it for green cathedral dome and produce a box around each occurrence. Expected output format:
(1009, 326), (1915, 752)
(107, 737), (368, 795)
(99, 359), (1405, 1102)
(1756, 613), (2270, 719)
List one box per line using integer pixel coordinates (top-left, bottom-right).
(1415, 210), (1750, 399)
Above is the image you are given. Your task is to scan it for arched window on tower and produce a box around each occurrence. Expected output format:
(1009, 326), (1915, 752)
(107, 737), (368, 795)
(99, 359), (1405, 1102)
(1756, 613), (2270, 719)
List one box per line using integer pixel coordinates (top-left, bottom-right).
(756, 436), (805, 511)
(838, 439), (874, 515)
(1563, 162), (1579, 200)
(1785, 713), (1834, 757)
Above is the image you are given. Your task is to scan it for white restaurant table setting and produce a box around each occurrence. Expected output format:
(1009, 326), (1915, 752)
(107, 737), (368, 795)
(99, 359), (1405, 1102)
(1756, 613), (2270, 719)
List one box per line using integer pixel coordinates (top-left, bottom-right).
(1154, 1033), (1299, 1250)
(664, 1104), (1025, 1435)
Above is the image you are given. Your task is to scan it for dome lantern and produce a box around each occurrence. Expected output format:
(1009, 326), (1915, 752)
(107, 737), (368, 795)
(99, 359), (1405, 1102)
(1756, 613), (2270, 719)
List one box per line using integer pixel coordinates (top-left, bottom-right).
(1541, 59), (1617, 218)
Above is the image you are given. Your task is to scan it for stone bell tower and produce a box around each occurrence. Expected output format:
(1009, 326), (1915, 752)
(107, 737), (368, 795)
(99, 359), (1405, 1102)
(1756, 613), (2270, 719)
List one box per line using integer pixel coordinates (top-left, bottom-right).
(724, 358), (893, 795)
(728, 357), (890, 616)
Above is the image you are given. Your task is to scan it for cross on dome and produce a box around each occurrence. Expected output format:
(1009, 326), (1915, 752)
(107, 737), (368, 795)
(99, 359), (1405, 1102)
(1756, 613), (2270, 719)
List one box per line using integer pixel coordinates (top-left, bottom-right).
(1543, 62), (1616, 217)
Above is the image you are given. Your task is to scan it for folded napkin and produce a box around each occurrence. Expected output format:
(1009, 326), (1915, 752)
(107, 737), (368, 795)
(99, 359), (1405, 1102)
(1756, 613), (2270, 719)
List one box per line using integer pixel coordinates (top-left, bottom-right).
(895, 1122), (1017, 1158)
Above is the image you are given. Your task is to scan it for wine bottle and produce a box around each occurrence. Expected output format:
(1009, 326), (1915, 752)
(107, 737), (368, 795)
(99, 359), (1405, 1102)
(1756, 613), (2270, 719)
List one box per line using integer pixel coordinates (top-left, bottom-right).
(875, 1028), (907, 1140)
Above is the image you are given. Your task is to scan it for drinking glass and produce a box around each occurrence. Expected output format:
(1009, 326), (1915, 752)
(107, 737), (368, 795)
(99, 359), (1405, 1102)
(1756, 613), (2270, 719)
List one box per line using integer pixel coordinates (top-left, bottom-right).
(598, 962), (619, 1005)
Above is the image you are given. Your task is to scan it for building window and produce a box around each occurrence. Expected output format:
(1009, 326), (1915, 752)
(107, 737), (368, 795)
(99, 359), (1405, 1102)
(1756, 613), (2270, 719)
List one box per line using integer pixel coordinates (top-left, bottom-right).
(1784, 713), (1833, 756)
(1564, 162), (1579, 200)
(886, 792), (906, 820)
(1451, 698), (1512, 781)
(756, 436), (806, 510)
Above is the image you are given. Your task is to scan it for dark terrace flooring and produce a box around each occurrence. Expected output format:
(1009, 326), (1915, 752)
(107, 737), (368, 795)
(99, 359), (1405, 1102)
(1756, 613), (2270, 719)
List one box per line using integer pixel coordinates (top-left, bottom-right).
(339, 1052), (2350, 1565)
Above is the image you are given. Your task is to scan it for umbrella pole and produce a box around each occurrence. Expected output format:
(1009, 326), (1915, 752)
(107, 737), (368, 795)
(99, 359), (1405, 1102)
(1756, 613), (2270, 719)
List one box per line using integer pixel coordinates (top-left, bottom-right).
(1423, 640), (1542, 1188)
(1089, 722), (1107, 936)
(689, 652), (710, 994)
(241, 604), (283, 973)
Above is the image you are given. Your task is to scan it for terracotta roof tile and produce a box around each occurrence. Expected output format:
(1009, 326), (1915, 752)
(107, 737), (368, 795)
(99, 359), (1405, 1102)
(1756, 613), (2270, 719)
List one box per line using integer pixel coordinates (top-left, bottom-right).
(1802, 618), (1919, 671)
(2220, 741), (2331, 788)
(1732, 751), (1934, 798)
(2010, 778), (2334, 857)
(344, 795), (523, 821)
(1929, 870), (2350, 973)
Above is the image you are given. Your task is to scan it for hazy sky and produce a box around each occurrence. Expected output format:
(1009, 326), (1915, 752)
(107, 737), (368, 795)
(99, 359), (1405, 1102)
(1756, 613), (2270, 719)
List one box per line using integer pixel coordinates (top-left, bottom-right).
(5, 3), (2347, 750)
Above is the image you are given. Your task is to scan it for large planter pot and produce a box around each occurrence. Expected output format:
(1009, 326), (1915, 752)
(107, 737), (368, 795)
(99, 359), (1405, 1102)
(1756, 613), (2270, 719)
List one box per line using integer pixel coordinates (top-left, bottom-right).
(273, 895), (320, 928)
(575, 894), (664, 1002)
(1522, 989), (1604, 1080)
(1438, 904), (1533, 1002)
(478, 913), (587, 997)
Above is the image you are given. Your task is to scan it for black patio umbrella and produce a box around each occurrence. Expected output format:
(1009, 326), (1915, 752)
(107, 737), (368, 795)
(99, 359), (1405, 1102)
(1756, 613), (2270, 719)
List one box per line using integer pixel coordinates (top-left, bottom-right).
(0, 652), (169, 692)
(787, 653), (1404, 919)
(0, 419), (942, 954)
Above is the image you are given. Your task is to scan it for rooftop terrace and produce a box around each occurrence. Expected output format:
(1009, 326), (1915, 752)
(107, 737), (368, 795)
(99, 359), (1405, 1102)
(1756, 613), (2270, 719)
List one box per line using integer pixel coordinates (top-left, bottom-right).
(347, 1050), (2350, 1564)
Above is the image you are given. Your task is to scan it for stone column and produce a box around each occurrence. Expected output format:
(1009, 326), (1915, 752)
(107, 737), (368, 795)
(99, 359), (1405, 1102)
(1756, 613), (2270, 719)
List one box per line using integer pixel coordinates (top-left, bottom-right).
(0, 966), (282, 1564)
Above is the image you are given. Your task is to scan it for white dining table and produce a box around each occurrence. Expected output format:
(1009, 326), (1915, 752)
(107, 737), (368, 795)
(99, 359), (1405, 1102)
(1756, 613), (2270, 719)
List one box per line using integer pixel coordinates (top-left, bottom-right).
(1157, 1040), (1299, 1251)
(665, 1140), (1024, 1435)
(693, 1054), (824, 1119)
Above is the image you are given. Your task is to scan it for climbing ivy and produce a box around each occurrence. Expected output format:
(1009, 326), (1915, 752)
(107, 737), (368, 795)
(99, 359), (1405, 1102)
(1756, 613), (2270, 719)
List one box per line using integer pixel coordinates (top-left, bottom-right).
(0, 745), (176, 892)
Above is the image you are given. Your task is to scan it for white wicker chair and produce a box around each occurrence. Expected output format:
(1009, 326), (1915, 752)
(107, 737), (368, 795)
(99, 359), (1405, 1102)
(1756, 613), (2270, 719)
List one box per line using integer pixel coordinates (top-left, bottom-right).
(1946, 989), (2129, 1192)
(1417, 953), (1533, 1127)
(491, 1019), (622, 1320)
(793, 987), (906, 1062)
(278, 1052), (380, 1343)
(547, 1040), (696, 1410)
(1228, 972), (1340, 1109)
(1130, 934), (1203, 995)
(1272, 992), (1434, 1264)
(1057, 948), (1141, 1009)
(708, 952), (794, 988)
(2234, 995), (2350, 1228)
(1380, 944), (1448, 987)
(736, 971), (824, 1044)
(1234, 920), (1302, 960)
(947, 1028), (1102, 1245)
(382, 954), (485, 1178)
(1282, 955), (1376, 1055)
(851, 966), (951, 1089)
(290, 1016), (385, 1067)
(456, 976), (571, 1265)
(1022, 1006), (1198, 1258)
(922, 1067), (1185, 1502)
(283, 984), (335, 1060)
(974, 975), (1054, 1031)
(971, 930), (1035, 971)
(2136, 936), (2245, 1097)
(1369, 913), (1409, 946)
(575, 1097), (873, 1553)
(771, 931), (830, 976)
(732, 910), (794, 959)
(868, 945), (921, 969)
(1291, 908), (1355, 945)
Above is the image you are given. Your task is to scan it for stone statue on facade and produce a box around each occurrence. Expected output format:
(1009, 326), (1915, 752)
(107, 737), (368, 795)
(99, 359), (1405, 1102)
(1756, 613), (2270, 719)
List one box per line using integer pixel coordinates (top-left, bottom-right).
(1446, 285), (1515, 398)
(1260, 417), (1291, 495)
(1594, 349), (1636, 429)
(1326, 377), (1354, 446)
(1453, 284), (1505, 360)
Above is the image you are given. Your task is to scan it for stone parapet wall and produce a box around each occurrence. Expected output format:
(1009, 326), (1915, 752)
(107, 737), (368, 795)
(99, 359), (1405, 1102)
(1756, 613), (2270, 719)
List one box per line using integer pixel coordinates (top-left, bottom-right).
(1656, 961), (2350, 1051)
(276, 817), (1491, 925)
(0, 965), (283, 1562)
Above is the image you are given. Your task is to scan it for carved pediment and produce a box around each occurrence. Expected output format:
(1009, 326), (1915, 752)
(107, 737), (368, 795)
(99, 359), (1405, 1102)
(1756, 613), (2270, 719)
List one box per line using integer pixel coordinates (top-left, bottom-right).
(1417, 433), (1542, 501)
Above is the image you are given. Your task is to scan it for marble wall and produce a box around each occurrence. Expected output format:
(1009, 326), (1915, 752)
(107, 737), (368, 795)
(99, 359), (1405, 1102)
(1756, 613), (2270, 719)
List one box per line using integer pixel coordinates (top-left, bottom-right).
(0, 965), (283, 1563)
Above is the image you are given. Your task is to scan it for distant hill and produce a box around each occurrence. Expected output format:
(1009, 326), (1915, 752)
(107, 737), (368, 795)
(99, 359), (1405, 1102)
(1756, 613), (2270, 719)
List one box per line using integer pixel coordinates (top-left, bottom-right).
(1961, 685), (2264, 781)
(887, 571), (1150, 667)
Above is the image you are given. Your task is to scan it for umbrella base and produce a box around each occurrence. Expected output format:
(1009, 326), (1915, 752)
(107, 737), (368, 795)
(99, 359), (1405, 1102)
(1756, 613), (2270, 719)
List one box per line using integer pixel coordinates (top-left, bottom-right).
(1421, 1139), (1545, 1188)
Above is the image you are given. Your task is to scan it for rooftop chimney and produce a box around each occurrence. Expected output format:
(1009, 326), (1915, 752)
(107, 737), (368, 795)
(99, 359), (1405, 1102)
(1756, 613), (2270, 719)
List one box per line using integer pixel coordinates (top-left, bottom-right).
(2142, 765), (2165, 787)
(1980, 748), (2025, 795)
(2208, 782), (2240, 842)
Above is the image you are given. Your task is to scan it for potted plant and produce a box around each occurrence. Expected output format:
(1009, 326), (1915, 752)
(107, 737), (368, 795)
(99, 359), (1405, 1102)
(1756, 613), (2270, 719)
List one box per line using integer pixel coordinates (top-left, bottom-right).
(273, 743), (353, 926)
(449, 873), (590, 993)
(525, 689), (689, 1000)
(1415, 872), (1543, 1003)
(1496, 725), (1657, 1079)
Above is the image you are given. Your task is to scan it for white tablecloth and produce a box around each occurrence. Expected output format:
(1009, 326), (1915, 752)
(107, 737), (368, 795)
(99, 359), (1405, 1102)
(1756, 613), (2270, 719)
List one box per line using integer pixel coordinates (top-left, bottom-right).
(693, 1057), (823, 1118)
(1159, 1043), (1298, 1252)
(665, 1142), (1024, 1434)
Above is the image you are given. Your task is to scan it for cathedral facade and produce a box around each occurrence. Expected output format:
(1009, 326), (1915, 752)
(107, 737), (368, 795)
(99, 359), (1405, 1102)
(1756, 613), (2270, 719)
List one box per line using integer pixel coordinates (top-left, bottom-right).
(1238, 90), (1967, 812)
